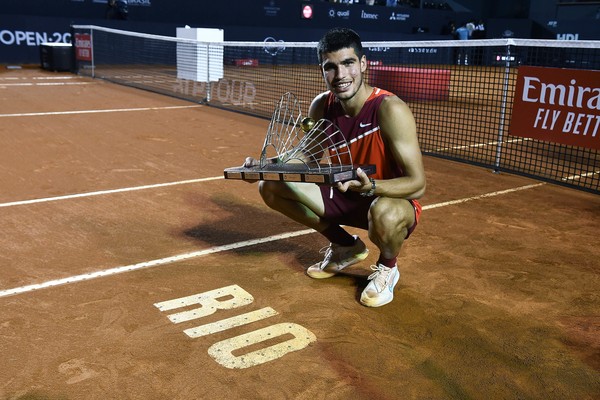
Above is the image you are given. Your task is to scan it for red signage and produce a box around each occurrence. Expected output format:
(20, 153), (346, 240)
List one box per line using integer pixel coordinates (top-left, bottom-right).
(233, 59), (259, 67)
(74, 33), (92, 61)
(301, 4), (313, 19)
(510, 66), (600, 150)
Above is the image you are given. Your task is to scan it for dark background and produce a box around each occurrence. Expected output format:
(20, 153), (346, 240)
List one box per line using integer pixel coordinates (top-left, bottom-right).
(1, 0), (598, 64)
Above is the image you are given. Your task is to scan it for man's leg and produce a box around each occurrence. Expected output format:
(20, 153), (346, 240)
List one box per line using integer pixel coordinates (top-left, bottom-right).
(368, 197), (415, 266)
(361, 197), (416, 307)
(259, 180), (368, 278)
(258, 180), (326, 230)
(259, 181), (354, 245)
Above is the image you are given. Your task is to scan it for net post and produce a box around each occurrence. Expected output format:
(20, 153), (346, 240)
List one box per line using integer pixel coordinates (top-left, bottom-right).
(493, 42), (512, 174)
(69, 25), (76, 74)
(205, 42), (211, 103)
(90, 28), (95, 78)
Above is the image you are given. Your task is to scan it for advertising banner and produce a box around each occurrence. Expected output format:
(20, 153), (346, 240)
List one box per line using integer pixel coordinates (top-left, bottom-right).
(510, 66), (600, 150)
(74, 33), (92, 61)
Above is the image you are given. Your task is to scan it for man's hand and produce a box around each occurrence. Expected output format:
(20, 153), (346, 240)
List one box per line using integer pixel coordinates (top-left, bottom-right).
(242, 157), (260, 183)
(336, 167), (372, 194)
(243, 157), (259, 168)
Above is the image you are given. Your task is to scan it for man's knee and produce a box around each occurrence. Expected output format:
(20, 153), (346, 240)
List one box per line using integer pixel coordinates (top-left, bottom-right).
(258, 180), (278, 205)
(258, 180), (296, 206)
(369, 198), (413, 233)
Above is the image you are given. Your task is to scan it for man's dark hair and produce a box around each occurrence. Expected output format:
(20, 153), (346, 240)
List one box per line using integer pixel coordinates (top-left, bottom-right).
(317, 28), (364, 64)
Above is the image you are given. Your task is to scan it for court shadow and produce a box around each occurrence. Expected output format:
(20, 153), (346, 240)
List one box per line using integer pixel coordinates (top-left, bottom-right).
(181, 193), (377, 280)
(181, 192), (318, 268)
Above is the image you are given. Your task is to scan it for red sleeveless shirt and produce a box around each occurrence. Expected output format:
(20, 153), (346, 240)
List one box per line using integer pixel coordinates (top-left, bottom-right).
(321, 87), (422, 227)
(323, 87), (403, 181)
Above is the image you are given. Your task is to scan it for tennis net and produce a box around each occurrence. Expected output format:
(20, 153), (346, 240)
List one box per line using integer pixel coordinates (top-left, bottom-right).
(71, 25), (600, 194)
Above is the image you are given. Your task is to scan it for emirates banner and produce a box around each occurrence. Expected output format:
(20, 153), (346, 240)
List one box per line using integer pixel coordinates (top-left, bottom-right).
(510, 66), (600, 150)
(74, 33), (92, 61)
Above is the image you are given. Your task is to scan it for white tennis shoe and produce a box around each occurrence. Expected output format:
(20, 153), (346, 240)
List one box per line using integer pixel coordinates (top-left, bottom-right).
(360, 264), (400, 307)
(306, 235), (369, 279)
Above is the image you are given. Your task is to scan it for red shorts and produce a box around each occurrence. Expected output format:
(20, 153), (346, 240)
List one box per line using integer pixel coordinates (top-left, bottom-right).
(319, 186), (421, 238)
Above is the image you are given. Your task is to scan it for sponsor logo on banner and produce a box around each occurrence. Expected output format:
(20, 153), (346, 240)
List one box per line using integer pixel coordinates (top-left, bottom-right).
(408, 48), (437, 54)
(75, 33), (92, 61)
(129, 0), (152, 5)
(0, 30), (70, 46)
(302, 4), (313, 19)
(368, 46), (390, 53)
(91, 0), (151, 5)
(361, 10), (378, 20)
(264, 0), (280, 17)
(389, 12), (409, 21)
(556, 33), (579, 40)
(329, 9), (350, 19)
(263, 37), (285, 56)
(511, 66), (600, 150)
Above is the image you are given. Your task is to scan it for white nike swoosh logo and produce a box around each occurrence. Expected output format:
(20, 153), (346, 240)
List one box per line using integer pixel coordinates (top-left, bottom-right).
(359, 122), (372, 128)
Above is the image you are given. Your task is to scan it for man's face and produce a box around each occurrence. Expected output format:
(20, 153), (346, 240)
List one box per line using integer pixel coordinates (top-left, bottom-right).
(320, 47), (367, 102)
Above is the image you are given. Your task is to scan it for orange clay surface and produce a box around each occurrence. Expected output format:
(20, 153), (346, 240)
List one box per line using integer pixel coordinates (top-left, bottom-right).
(0, 67), (598, 400)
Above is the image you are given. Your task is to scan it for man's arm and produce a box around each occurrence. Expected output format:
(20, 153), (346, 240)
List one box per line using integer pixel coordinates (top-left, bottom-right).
(338, 96), (426, 199)
(307, 92), (328, 121)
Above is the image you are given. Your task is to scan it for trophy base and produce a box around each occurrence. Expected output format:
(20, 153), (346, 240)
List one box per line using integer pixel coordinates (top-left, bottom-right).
(224, 164), (376, 184)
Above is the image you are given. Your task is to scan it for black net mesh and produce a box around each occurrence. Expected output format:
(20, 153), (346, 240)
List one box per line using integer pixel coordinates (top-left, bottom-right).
(72, 25), (600, 194)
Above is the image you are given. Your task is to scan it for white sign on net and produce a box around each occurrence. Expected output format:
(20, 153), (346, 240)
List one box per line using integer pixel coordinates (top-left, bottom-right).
(176, 27), (224, 83)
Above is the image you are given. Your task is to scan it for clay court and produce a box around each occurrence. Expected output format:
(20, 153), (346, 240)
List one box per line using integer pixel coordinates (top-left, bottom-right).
(0, 67), (599, 399)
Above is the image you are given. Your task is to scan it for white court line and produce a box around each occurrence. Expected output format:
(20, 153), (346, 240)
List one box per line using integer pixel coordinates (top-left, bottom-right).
(33, 76), (78, 80)
(0, 82), (96, 87)
(433, 137), (531, 152)
(0, 76), (78, 81)
(424, 182), (545, 209)
(0, 104), (203, 118)
(0, 229), (314, 299)
(0, 182), (546, 299)
(0, 176), (224, 208)
(562, 170), (600, 181)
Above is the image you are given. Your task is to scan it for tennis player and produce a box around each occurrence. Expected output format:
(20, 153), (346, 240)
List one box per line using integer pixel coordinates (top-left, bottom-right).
(246, 27), (426, 307)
